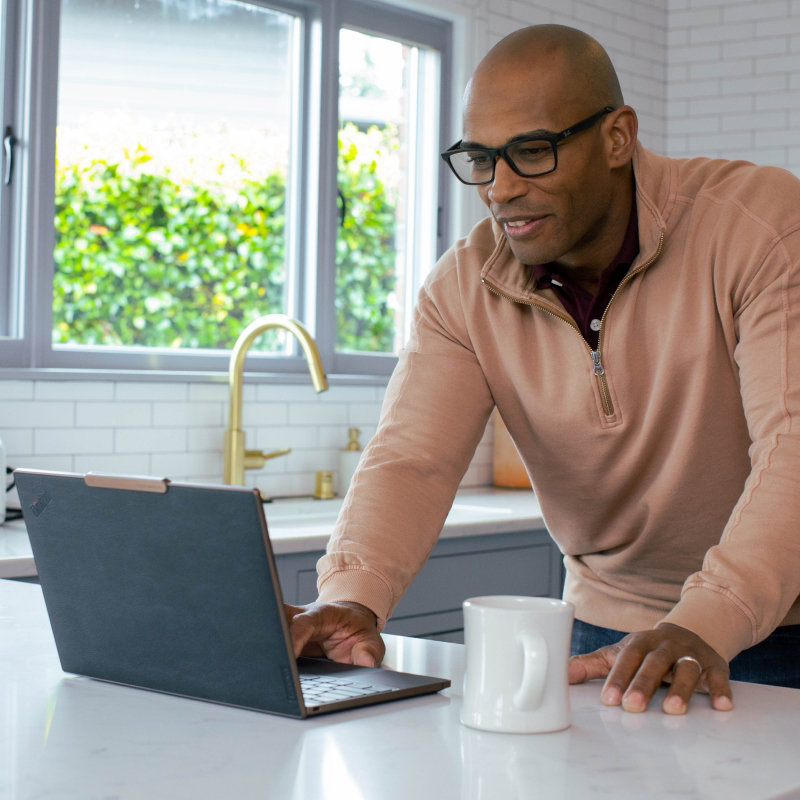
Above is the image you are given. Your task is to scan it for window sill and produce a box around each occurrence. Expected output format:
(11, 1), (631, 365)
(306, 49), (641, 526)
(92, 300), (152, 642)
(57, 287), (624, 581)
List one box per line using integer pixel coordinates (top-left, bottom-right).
(0, 366), (391, 387)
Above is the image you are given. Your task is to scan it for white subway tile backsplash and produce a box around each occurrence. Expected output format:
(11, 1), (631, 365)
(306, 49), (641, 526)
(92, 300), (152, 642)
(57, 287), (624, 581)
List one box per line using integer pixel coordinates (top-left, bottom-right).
(288, 403), (349, 426)
(755, 127), (800, 148)
(668, 79), (720, 99)
(725, 1), (789, 23)
(756, 89), (800, 109)
(254, 424), (317, 451)
(687, 94), (753, 116)
(687, 131), (754, 156)
(187, 382), (228, 402)
(0, 381), (34, 400)
(0, 428), (33, 454)
(756, 16), (800, 36)
(152, 402), (223, 428)
(669, 115), (721, 135)
(689, 59), (753, 80)
(0, 401), (74, 428)
(114, 382), (187, 401)
(666, 0), (800, 168)
(114, 427), (187, 454)
(150, 451), (222, 479)
(348, 403), (385, 424)
(186, 427), (226, 453)
(689, 21), (753, 44)
(34, 427), (113, 455)
(242, 402), (288, 428)
(756, 54), (800, 76)
(9, 455), (73, 472)
(73, 453), (151, 474)
(721, 111), (786, 131)
(76, 402), (152, 428)
(669, 43), (722, 65)
(670, 8), (721, 28)
(722, 36), (787, 60)
(34, 381), (114, 401)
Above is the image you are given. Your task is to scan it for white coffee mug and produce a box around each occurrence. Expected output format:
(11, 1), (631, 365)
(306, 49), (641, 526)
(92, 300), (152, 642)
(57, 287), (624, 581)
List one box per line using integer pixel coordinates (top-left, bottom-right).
(461, 595), (574, 734)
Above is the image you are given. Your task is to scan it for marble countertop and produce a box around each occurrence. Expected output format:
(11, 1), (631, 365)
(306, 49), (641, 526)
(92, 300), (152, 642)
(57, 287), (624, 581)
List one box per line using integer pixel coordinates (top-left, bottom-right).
(0, 487), (545, 578)
(2, 579), (799, 800)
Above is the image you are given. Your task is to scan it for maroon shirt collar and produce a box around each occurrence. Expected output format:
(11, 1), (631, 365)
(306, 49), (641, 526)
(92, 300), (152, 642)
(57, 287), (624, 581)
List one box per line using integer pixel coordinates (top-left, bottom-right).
(528, 203), (640, 348)
(530, 203), (639, 293)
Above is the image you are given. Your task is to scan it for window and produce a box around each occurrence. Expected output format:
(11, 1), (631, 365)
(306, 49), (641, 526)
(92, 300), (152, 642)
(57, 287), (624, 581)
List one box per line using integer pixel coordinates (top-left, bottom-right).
(0, 0), (451, 377)
(0, 0), (21, 346)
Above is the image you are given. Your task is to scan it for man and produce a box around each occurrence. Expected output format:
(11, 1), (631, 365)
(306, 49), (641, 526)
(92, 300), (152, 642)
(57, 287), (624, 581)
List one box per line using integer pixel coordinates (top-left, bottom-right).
(288, 24), (800, 714)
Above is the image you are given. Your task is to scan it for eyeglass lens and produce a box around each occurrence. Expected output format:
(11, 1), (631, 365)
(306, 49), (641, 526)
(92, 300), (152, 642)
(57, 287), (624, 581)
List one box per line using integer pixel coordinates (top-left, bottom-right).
(448, 139), (556, 184)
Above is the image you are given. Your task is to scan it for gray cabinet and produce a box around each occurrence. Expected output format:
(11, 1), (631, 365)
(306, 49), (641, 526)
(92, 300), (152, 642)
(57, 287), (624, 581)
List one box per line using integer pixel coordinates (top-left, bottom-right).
(275, 527), (563, 643)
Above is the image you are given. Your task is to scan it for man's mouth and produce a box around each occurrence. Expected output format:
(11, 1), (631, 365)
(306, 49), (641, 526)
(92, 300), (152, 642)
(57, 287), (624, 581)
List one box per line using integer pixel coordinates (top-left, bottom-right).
(500, 216), (547, 238)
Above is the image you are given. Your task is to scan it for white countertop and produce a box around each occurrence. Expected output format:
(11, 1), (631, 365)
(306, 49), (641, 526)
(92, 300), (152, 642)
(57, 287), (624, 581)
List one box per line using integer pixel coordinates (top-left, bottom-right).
(2, 578), (799, 800)
(0, 487), (545, 578)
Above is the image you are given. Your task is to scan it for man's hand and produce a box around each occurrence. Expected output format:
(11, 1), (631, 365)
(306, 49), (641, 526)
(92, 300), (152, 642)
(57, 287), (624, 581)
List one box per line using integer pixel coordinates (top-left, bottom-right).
(286, 601), (385, 667)
(568, 622), (734, 714)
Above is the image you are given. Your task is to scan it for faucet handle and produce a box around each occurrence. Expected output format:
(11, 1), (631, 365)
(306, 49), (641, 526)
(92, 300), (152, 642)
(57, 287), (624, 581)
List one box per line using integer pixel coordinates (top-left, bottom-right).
(244, 448), (291, 469)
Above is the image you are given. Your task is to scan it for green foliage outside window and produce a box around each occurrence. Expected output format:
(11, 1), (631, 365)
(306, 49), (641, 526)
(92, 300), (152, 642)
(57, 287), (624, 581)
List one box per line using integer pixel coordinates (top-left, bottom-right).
(53, 126), (398, 353)
(335, 123), (398, 353)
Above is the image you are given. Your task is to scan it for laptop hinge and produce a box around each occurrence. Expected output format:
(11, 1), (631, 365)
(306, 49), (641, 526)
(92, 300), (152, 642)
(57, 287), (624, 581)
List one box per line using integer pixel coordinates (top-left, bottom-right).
(84, 473), (171, 493)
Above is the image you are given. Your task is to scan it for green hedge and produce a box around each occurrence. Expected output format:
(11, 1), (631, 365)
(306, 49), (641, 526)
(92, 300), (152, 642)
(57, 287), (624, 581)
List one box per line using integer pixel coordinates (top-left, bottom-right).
(53, 127), (397, 353)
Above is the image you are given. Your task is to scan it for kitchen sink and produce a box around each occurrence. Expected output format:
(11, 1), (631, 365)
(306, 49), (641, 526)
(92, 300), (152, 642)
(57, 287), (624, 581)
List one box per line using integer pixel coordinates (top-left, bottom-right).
(263, 495), (515, 530)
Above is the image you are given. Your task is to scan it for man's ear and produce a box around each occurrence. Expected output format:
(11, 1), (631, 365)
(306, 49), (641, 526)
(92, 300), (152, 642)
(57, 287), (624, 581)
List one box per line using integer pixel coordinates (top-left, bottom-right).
(606, 106), (638, 168)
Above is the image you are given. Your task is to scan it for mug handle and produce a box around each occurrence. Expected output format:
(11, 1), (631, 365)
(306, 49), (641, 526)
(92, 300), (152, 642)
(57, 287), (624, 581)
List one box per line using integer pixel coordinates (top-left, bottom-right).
(513, 630), (547, 710)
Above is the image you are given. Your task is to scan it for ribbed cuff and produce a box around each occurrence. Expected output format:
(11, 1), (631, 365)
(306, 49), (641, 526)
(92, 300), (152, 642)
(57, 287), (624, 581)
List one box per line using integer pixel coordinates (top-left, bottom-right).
(316, 567), (394, 631)
(658, 584), (755, 662)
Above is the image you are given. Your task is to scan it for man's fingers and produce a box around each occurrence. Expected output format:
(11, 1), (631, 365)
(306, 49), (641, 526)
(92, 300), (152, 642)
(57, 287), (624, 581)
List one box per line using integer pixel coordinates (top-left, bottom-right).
(706, 669), (734, 711)
(351, 638), (385, 668)
(662, 656), (704, 714)
(568, 647), (618, 684)
(287, 607), (316, 657)
(285, 601), (384, 665)
(569, 625), (734, 715)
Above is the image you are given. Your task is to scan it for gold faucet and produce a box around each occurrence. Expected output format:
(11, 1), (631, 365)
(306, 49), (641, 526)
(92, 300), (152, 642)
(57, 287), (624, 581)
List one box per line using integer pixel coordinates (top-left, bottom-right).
(223, 314), (328, 485)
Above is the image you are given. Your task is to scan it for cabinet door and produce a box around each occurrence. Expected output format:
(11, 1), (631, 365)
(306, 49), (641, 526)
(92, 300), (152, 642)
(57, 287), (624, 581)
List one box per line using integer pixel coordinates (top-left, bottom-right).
(280, 528), (563, 643)
(385, 530), (561, 641)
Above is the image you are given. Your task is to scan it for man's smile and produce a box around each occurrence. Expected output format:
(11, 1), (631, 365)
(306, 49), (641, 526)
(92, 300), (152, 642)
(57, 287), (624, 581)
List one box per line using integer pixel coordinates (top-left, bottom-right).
(498, 214), (549, 239)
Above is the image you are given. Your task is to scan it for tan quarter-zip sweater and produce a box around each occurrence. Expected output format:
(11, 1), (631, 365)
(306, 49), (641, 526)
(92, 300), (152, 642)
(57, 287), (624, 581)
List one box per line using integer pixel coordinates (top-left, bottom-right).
(317, 143), (800, 663)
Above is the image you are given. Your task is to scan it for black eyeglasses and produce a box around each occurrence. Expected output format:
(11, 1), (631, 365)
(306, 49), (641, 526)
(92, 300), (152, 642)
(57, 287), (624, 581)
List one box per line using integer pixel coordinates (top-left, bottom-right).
(441, 107), (614, 185)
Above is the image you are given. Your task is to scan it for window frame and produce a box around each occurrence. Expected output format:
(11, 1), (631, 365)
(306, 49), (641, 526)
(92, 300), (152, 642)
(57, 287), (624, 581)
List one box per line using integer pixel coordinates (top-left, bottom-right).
(0, 0), (452, 380)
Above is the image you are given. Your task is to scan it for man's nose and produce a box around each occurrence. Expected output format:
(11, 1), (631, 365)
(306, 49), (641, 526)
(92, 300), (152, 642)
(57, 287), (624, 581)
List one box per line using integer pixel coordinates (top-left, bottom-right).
(487, 157), (528, 203)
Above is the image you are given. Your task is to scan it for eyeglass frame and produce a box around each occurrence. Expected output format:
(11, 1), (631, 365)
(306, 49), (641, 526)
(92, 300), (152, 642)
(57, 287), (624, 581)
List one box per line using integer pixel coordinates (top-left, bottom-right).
(440, 106), (616, 185)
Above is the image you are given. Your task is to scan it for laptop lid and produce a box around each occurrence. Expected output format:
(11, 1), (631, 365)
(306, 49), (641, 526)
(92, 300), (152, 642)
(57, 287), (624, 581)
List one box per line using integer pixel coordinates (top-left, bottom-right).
(15, 469), (449, 718)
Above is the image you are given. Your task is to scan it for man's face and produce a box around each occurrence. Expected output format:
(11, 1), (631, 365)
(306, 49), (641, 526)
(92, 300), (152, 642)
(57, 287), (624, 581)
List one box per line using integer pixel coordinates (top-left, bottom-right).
(462, 63), (618, 271)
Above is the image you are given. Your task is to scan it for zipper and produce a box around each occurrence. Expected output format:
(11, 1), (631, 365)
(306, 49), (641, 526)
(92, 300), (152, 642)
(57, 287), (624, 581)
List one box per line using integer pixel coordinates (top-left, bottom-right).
(482, 231), (665, 419)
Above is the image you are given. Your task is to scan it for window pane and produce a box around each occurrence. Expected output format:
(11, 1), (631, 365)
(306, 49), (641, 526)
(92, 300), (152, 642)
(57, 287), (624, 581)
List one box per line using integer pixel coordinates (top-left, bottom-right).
(53, 0), (297, 353)
(337, 27), (440, 355)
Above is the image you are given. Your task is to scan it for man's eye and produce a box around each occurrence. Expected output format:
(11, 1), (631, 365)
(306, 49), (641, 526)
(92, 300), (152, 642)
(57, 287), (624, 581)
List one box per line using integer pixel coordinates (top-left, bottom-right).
(513, 142), (551, 161)
(465, 152), (493, 170)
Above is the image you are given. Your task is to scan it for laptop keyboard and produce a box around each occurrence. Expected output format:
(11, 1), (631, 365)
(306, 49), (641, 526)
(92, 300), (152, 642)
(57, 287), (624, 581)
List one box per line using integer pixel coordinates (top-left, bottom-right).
(300, 673), (400, 705)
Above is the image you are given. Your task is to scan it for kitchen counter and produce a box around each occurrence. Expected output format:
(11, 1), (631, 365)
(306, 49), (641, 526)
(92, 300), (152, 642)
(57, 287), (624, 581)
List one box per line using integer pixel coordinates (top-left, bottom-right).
(2, 578), (799, 799)
(0, 487), (545, 578)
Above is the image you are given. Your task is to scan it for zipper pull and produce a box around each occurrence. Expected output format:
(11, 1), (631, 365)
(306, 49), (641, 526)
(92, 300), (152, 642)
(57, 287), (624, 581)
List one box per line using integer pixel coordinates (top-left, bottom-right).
(591, 350), (605, 376)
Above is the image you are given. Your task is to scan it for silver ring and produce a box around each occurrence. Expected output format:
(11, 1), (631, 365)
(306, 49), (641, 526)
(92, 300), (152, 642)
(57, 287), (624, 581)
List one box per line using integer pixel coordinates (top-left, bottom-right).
(675, 655), (703, 672)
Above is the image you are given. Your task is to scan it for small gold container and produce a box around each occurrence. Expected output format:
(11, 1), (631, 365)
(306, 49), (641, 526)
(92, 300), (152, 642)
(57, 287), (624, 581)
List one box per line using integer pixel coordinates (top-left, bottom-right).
(313, 470), (335, 500)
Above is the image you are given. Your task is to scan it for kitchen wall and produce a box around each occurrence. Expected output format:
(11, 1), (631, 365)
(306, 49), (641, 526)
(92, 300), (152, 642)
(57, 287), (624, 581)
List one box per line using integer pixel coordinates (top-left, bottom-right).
(1, 0), (799, 499)
(666, 0), (800, 169)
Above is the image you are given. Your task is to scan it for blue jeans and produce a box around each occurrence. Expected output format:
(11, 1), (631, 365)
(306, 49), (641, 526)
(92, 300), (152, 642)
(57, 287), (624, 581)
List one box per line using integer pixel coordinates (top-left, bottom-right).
(570, 618), (800, 689)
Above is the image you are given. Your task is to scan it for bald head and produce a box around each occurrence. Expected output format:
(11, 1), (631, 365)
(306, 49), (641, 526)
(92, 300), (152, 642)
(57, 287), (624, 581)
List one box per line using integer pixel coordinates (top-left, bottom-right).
(465, 25), (624, 128)
(456, 25), (638, 277)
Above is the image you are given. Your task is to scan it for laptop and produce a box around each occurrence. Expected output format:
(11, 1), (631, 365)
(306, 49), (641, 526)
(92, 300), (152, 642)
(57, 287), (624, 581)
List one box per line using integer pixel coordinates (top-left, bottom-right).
(14, 468), (450, 718)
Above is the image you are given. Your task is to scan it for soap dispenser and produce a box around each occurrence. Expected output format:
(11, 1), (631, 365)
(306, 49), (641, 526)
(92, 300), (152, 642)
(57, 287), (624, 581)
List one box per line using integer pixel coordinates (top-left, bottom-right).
(338, 427), (362, 497)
